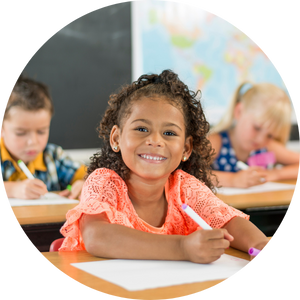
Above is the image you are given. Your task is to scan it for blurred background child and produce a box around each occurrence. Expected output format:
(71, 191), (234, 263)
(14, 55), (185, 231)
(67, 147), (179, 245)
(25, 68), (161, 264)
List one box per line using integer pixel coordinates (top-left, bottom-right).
(1, 75), (86, 199)
(208, 82), (299, 188)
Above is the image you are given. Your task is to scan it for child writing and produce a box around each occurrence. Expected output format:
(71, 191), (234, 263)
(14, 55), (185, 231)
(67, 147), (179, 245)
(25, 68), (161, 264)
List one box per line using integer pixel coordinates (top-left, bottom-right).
(209, 82), (299, 188)
(59, 70), (269, 264)
(1, 75), (86, 199)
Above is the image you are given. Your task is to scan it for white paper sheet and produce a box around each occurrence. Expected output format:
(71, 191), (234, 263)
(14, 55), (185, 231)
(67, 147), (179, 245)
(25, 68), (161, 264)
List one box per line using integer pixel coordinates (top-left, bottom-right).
(71, 254), (248, 291)
(9, 192), (79, 206)
(216, 182), (295, 196)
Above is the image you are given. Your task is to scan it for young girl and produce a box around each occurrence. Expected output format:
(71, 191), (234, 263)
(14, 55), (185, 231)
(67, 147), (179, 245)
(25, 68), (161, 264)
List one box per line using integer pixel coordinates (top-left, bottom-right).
(60, 70), (268, 264)
(1, 75), (86, 199)
(209, 82), (299, 188)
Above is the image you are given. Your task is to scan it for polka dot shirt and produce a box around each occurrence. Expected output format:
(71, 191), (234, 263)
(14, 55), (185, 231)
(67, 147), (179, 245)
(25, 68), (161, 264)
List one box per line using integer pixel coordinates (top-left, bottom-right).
(212, 131), (266, 172)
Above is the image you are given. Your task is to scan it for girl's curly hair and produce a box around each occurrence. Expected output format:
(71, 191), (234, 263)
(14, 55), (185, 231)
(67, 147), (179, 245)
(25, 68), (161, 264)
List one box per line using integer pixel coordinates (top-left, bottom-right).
(87, 69), (217, 191)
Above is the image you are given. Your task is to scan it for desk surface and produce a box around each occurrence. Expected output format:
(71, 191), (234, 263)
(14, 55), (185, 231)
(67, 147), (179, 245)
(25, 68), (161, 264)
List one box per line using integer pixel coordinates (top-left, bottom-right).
(12, 179), (296, 225)
(12, 203), (78, 225)
(217, 179), (296, 210)
(42, 247), (250, 299)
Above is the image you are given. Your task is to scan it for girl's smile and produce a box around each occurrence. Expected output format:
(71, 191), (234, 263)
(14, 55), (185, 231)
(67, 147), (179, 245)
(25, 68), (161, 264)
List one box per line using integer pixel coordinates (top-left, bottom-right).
(138, 153), (167, 162)
(110, 96), (192, 182)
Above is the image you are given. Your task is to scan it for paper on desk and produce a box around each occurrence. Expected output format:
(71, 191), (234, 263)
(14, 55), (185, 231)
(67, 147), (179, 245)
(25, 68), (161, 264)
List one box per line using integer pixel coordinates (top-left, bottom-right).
(9, 192), (79, 206)
(71, 254), (248, 291)
(216, 182), (295, 196)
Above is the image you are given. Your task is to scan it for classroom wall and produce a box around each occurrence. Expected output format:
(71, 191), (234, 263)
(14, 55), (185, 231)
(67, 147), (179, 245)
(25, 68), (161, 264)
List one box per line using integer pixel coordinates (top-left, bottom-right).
(21, 1), (299, 156)
(131, 1), (299, 134)
(23, 3), (132, 150)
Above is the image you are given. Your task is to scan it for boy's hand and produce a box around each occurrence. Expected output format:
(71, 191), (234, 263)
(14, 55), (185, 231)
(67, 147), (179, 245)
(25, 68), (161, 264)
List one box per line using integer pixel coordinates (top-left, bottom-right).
(181, 228), (234, 264)
(59, 179), (84, 200)
(13, 179), (48, 199)
(233, 167), (268, 188)
(250, 240), (273, 264)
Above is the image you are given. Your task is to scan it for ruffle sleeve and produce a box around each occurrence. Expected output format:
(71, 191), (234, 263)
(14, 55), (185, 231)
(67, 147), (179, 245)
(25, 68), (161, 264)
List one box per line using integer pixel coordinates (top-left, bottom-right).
(59, 168), (134, 251)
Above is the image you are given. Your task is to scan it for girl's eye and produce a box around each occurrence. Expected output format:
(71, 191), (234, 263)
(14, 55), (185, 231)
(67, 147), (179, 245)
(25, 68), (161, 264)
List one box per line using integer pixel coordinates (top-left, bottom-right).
(136, 127), (148, 132)
(254, 126), (261, 132)
(135, 127), (176, 136)
(164, 131), (176, 136)
(38, 131), (47, 135)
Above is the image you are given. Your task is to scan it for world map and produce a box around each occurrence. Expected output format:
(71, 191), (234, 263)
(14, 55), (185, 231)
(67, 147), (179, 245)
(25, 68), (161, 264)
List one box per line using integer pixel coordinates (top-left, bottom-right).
(132, 1), (286, 124)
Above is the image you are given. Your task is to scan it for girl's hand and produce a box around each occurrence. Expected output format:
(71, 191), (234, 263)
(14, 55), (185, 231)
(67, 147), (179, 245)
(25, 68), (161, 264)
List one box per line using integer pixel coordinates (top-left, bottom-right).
(13, 179), (48, 199)
(59, 179), (84, 200)
(263, 169), (281, 182)
(232, 167), (268, 188)
(181, 229), (234, 264)
(250, 240), (273, 264)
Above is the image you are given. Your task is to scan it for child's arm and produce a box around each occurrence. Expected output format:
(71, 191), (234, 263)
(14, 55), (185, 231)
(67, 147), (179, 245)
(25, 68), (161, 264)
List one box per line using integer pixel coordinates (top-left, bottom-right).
(59, 179), (84, 199)
(52, 144), (86, 198)
(222, 216), (269, 254)
(209, 133), (268, 188)
(4, 179), (48, 199)
(80, 212), (233, 264)
(212, 168), (268, 188)
(266, 140), (299, 181)
(265, 164), (299, 181)
(4, 182), (18, 198)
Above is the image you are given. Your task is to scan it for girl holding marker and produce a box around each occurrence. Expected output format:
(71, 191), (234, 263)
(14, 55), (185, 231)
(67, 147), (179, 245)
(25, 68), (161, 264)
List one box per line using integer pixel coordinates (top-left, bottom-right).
(208, 82), (299, 188)
(60, 70), (268, 263)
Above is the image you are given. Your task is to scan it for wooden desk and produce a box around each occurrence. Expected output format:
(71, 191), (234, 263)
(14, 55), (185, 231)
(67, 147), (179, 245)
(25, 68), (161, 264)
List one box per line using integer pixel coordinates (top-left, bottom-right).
(12, 203), (78, 225)
(217, 179), (296, 210)
(12, 203), (77, 251)
(42, 247), (250, 299)
(12, 179), (296, 250)
(217, 179), (296, 236)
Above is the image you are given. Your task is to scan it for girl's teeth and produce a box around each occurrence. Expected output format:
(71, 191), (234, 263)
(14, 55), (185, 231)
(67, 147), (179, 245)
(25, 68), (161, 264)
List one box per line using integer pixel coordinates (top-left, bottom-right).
(141, 155), (163, 160)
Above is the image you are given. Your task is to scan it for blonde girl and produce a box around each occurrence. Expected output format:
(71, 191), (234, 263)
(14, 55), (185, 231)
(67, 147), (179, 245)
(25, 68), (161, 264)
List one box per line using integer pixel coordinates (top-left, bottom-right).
(209, 82), (299, 188)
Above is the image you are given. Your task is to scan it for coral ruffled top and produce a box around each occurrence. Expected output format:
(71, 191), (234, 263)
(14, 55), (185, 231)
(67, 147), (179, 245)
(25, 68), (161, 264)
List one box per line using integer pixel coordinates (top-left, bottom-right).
(59, 168), (248, 251)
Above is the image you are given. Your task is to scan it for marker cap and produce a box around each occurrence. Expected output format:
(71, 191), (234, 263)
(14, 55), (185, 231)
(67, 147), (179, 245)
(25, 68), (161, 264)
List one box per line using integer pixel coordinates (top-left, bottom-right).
(248, 247), (260, 256)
